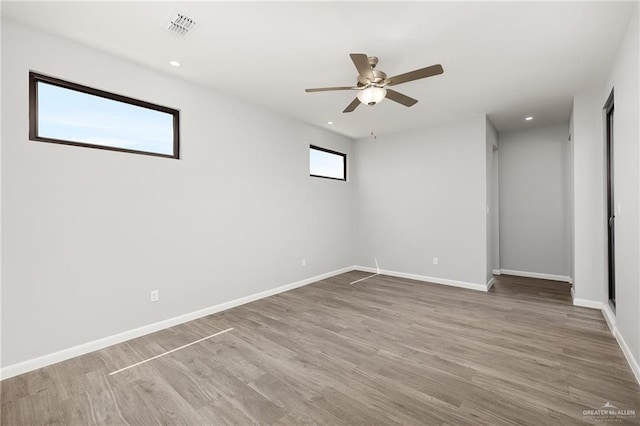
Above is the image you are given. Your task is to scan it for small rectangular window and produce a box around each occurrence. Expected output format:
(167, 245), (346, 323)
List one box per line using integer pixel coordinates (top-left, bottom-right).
(310, 145), (346, 181)
(29, 72), (180, 158)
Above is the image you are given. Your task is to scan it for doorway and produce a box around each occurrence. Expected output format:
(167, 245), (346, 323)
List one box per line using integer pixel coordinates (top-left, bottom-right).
(604, 90), (615, 308)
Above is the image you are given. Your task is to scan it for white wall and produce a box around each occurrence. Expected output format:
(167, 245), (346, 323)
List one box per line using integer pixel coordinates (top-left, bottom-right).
(354, 116), (488, 287)
(486, 118), (498, 282)
(567, 110), (575, 282)
(603, 6), (639, 367)
(0, 18), (3, 372)
(492, 141), (500, 273)
(572, 5), (639, 373)
(498, 124), (571, 278)
(572, 92), (607, 302)
(1, 20), (355, 368)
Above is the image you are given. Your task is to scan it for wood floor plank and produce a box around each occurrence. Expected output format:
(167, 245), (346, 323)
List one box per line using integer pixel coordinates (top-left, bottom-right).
(2, 272), (639, 425)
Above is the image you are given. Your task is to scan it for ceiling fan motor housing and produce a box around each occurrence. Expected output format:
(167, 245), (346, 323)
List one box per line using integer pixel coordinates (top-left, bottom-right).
(358, 69), (388, 86)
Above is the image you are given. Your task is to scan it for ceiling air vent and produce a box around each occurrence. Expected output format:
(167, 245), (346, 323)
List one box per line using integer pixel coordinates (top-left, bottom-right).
(166, 12), (197, 37)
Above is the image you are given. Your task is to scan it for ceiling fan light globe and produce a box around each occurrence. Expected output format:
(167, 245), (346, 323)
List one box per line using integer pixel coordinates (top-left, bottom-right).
(357, 86), (387, 105)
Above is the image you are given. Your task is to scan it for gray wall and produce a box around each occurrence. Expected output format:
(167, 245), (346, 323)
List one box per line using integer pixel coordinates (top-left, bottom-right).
(492, 141), (500, 273)
(486, 119), (498, 282)
(499, 124), (571, 278)
(567, 110), (575, 282)
(354, 116), (488, 286)
(604, 3), (640, 369)
(572, 91), (606, 301)
(1, 20), (355, 367)
(571, 3), (639, 370)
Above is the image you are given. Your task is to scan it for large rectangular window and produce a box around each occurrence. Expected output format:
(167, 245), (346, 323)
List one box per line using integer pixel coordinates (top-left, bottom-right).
(310, 145), (346, 181)
(29, 72), (180, 158)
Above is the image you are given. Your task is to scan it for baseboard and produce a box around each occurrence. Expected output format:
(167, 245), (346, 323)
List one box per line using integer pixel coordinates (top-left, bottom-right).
(354, 266), (488, 292)
(614, 325), (640, 385)
(500, 269), (572, 283)
(571, 299), (640, 385)
(601, 305), (640, 385)
(486, 277), (495, 290)
(572, 298), (603, 309)
(492, 269), (501, 276)
(602, 303), (616, 334)
(0, 266), (354, 380)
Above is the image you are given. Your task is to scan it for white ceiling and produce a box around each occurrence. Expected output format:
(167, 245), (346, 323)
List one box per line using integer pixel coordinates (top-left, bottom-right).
(1, 1), (636, 138)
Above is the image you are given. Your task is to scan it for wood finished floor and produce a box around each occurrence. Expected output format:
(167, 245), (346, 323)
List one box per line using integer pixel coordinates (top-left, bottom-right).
(2, 272), (639, 425)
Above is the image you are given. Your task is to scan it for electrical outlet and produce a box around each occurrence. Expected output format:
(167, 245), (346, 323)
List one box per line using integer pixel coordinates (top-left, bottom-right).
(301, 258), (307, 267)
(433, 257), (439, 265)
(150, 289), (159, 303)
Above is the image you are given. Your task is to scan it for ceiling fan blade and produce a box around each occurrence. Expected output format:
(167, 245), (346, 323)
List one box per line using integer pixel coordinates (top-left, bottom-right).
(343, 98), (361, 113)
(386, 64), (444, 86)
(305, 86), (358, 93)
(350, 53), (374, 82)
(385, 89), (418, 107)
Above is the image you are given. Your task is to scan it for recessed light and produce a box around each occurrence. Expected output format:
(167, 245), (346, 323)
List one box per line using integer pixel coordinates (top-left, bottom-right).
(327, 121), (334, 125)
(169, 60), (181, 67)
(525, 116), (533, 121)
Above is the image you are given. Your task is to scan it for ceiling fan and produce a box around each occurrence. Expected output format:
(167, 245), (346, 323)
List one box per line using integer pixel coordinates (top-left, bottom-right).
(305, 53), (444, 113)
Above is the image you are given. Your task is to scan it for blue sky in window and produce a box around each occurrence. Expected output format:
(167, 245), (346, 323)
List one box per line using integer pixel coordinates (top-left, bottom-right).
(310, 149), (344, 179)
(37, 82), (174, 155)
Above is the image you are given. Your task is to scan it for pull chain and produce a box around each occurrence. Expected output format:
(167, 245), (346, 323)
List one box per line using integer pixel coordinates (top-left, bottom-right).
(369, 104), (378, 140)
